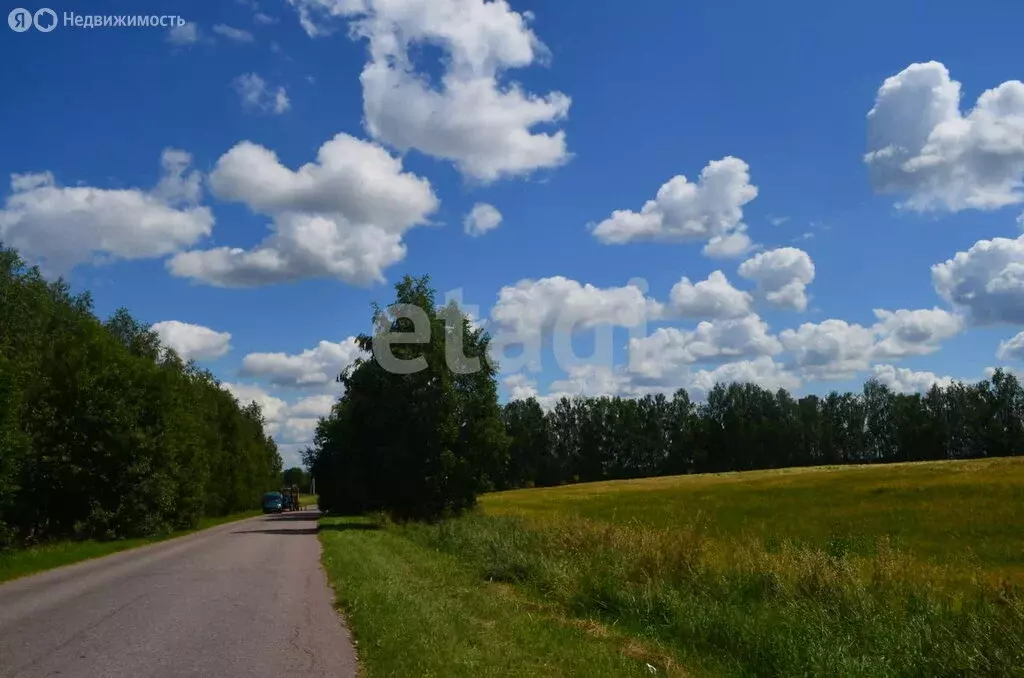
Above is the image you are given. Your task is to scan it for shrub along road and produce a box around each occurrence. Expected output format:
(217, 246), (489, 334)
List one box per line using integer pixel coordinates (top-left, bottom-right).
(0, 510), (357, 678)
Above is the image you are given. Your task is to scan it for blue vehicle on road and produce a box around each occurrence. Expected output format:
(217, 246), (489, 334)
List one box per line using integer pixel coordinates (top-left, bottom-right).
(261, 491), (284, 514)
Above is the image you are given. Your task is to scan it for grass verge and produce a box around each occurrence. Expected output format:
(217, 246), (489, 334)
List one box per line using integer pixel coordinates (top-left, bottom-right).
(318, 516), (689, 677)
(319, 459), (1024, 676)
(0, 510), (261, 584)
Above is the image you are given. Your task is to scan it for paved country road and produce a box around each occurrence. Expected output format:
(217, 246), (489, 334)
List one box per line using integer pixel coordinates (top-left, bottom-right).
(0, 510), (358, 678)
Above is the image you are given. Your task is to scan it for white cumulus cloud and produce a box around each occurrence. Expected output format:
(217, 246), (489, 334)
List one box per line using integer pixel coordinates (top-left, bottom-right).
(871, 365), (955, 394)
(591, 157), (757, 256)
(168, 134), (438, 287)
(667, 270), (752, 319)
(239, 337), (367, 388)
(151, 321), (232, 361)
(490, 276), (663, 343)
(996, 331), (1024, 361)
(931, 233), (1024, 325)
(464, 203), (502, 237)
(738, 247), (815, 312)
(628, 315), (782, 380)
(289, 0), (571, 182)
(0, 149), (212, 274)
(866, 61), (1024, 212)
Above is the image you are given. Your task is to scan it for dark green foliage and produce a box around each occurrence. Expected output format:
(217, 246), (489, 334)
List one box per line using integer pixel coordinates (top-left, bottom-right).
(281, 466), (309, 492)
(307, 275), (508, 521)
(0, 245), (281, 548)
(495, 375), (1024, 489)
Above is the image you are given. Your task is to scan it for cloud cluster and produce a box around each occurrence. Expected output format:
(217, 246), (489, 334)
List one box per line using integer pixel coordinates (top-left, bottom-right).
(866, 61), (1024, 212)
(738, 247), (815, 312)
(168, 133), (438, 287)
(591, 157), (757, 256)
(0, 149), (212, 274)
(870, 364), (955, 394)
(489, 276), (662, 343)
(932, 233), (1024, 325)
(628, 315), (782, 380)
(289, 0), (571, 182)
(779, 308), (963, 380)
(151, 320), (233, 361)
(667, 271), (752, 319)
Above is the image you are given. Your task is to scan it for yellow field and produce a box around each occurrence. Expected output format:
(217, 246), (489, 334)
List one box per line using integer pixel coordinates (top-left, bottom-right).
(482, 457), (1024, 583)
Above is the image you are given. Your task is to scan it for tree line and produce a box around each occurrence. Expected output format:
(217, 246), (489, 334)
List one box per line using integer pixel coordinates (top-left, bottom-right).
(307, 274), (1024, 521)
(497, 371), (1024, 489)
(0, 246), (282, 549)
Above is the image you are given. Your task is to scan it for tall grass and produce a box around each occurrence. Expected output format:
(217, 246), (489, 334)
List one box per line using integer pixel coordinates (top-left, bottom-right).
(401, 512), (1024, 676)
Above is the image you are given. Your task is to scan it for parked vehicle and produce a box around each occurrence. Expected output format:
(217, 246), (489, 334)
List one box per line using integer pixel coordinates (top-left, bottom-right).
(280, 485), (300, 511)
(261, 491), (284, 514)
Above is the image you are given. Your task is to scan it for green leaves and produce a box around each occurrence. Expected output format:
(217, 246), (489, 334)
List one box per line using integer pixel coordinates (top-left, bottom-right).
(0, 244), (282, 547)
(309, 275), (508, 522)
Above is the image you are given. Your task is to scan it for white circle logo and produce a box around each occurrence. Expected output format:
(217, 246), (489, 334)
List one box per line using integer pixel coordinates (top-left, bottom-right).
(33, 7), (57, 32)
(8, 7), (32, 32)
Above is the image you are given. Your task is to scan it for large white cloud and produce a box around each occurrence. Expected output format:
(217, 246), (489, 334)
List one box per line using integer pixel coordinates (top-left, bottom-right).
(591, 157), (757, 256)
(240, 337), (367, 388)
(779, 319), (879, 380)
(289, 0), (570, 182)
(668, 271), (752, 319)
(151, 321), (232, 361)
(168, 134), (438, 287)
(738, 247), (815, 312)
(628, 315), (782, 380)
(871, 308), (963, 358)
(688, 357), (801, 396)
(0, 149), (212, 273)
(865, 61), (1024, 212)
(996, 331), (1024, 361)
(489, 276), (663, 343)
(779, 309), (962, 380)
(932, 233), (1024, 325)
(871, 364), (955, 394)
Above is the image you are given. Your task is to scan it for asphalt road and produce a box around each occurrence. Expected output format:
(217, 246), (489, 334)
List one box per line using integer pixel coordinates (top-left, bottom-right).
(0, 510), (358, 678)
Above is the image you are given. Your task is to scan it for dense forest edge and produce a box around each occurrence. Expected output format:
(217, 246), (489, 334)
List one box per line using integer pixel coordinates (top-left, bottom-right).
(3, 243), (1023, 545)
(0, 245), (282, 550)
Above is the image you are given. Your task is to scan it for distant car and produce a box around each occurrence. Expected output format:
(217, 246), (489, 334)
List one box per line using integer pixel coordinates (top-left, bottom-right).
(261, 492), (284, 514)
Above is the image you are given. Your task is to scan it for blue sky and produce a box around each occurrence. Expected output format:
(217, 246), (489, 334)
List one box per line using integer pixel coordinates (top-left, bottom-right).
(3, 0), (1024, 466)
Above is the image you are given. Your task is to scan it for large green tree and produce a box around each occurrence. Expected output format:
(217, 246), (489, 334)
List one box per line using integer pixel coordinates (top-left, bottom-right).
(309, 275), (508, 521)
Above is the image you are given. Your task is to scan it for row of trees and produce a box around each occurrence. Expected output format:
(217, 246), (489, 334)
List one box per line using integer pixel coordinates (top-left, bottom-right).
(0, 246), (282, 548)
(310, 274), (1024, 520)
(497, 371), (1024, 488)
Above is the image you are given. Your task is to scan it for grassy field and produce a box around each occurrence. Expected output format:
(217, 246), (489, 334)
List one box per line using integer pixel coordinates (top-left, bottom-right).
(319, 457), (1024, 676)
(0, 510), (261, 584)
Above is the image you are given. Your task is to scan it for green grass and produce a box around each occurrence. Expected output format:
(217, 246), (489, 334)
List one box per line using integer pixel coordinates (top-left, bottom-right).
(319, 457), (1024, 676)
(319, 516), (687, 677)
(0, 510), (261, 584)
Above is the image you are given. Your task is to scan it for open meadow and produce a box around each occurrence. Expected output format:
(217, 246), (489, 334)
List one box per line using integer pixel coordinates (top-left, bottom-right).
(320, 457), (1024, 677)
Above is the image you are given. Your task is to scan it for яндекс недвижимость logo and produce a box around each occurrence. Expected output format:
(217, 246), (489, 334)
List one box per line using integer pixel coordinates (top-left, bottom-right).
(8, 8), (57, 32)
(8, 8), (185, 32)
